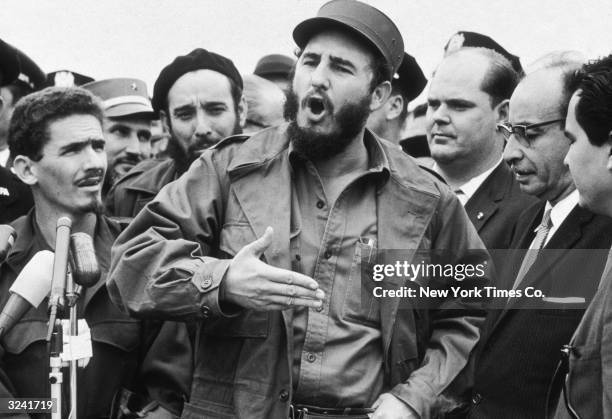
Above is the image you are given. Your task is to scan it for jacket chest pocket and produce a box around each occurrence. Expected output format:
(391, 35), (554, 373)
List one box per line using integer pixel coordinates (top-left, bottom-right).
(342, 239), (381, 326)
(219, 222), (257, 257)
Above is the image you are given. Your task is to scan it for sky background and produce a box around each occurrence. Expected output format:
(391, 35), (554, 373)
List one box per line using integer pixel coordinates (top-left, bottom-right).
(3, 0), (612, 106)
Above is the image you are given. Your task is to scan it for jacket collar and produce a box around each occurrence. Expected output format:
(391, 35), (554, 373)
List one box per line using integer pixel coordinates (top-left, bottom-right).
(5, 211), (118, 312)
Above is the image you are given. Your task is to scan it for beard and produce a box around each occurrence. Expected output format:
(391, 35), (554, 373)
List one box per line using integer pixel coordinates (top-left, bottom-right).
(284, 86), (371, 161)
(167, 118), (243, 175)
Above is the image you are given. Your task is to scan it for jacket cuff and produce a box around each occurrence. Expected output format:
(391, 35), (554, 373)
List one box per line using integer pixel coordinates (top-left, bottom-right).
(390, 378), (437, 419)
(192, 259), (239, 319)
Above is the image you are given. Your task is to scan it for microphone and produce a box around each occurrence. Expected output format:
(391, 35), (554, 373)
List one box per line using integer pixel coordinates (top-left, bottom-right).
(69, 232), (100, 288)
(48, 217), (72, 314)
(0, 225), (17, 261)
(0, 250), (54, 338)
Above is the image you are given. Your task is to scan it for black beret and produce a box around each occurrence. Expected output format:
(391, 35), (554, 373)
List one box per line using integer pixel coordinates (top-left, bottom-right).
(152, 48), (243, 113)
(0, 39), (20, 87)
(393, 52), (427, 103)
(444, 31), (523, 75)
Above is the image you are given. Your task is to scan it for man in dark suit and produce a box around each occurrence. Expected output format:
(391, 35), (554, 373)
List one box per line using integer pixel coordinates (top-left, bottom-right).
(468, 54), (612, 418)
(426, 47), (536, 255)
(554, 54), (612, 419)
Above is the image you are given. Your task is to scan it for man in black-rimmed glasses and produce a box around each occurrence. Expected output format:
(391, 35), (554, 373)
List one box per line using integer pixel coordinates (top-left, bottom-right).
(468, 54), (612, 419)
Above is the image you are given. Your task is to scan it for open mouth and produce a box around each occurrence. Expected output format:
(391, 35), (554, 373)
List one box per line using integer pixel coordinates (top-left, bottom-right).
(308, 97), (326, 115)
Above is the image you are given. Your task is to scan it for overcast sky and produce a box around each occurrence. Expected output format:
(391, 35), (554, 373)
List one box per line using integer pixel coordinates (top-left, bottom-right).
(3, 0), (612, 105)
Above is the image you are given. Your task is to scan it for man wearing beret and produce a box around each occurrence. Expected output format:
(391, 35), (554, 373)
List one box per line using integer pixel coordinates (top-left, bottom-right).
(105, 49), (246, 217)
(82, 78), (155, 195)
(108, 1), (490, 418)
(367, 52), (427, 147)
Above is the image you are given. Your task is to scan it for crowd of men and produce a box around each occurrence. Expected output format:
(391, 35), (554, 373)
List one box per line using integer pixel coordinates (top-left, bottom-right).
(1, 0), (612, 418)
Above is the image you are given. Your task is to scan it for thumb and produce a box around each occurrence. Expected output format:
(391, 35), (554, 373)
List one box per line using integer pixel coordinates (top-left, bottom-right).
(241, 226), (274, 257)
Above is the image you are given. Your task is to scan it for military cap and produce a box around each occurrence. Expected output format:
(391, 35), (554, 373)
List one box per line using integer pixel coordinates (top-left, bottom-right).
(444, 31), (523, 74)
(12, 46), (46, 91)
(254, 54), (295, 79)
(82, 78), (154, 118)
(0, 39), (20, 87)
(393, 52), (427, 103)
(46, 70), (94, 87)
(152, 48), (243, 114)
(293, 0), (404, 78)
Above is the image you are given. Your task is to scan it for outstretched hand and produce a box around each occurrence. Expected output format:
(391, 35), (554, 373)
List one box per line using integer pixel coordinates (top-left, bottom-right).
(222, 227), (325, 311)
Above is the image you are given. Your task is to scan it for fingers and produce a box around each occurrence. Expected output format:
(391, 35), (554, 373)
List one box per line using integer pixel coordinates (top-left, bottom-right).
(262, 264), (320, 290)
(267, 294), (324, 309)
(240, 226), (274, 258)
(267, 282), (325, 301)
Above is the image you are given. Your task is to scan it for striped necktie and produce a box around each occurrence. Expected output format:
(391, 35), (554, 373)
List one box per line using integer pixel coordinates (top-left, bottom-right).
(512, 209), (553, 290)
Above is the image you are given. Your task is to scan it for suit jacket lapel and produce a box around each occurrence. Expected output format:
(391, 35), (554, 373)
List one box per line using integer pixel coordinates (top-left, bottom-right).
(464, 163), (508, 232)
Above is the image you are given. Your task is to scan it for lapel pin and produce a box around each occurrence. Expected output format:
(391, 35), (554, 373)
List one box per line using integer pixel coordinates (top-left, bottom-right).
(477, 212), (484, 220)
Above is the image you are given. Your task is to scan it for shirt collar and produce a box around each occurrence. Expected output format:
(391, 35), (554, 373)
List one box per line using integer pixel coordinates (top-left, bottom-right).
(433, 158), (503, 202)
(542, 189), (580, 232)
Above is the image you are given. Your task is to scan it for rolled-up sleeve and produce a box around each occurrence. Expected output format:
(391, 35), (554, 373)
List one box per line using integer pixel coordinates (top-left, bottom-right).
(107, 151), (235, 321)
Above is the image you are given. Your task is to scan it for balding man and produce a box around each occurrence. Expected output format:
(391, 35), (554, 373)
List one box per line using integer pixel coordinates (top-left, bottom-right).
(468, 55), (612, 419)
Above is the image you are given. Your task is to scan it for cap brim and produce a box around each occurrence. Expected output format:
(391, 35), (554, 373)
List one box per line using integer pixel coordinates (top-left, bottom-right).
(293, 16), (382, 60)
(105, 103), (155, 118)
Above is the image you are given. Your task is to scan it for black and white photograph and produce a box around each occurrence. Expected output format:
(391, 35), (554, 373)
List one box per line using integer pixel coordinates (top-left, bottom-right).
(1, 1), (612, 418)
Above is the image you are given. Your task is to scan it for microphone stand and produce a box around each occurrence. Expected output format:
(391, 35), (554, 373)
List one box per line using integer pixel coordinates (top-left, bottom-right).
(49, 321), (63, 419)
(66, 270), (81, 419)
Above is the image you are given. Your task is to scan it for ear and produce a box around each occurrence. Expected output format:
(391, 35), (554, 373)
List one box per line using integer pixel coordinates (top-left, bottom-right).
(12, 155), (39, 186)
(493, 99), (510, 123)
(369, 81), (392, 112)
(237, 95), (248, 128)
(160, 110), (170, 134)
(385, 94), (404, 121)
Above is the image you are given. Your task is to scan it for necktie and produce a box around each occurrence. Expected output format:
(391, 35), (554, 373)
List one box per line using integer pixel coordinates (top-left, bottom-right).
(454, 189), (467, 206)
(512, 209), (553, 290)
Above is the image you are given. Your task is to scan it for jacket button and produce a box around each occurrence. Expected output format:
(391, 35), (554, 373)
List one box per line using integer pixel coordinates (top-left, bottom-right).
(200, 305), (211, 318)
(315, 305), (324, 312)
(324, 250), (332, 259)
(472, 393), (482, 405)
(279, 389), (289, 402)
(306, 352), (316, 363)
(316, 200), (324, 209)
(201, 276), (213, 289)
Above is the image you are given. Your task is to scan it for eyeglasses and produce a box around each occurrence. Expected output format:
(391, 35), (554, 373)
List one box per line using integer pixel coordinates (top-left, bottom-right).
(496, 119), (565, 148)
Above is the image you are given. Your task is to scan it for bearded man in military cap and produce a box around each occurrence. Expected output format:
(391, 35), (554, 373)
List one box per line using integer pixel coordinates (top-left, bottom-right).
(108, 1), (490, 418)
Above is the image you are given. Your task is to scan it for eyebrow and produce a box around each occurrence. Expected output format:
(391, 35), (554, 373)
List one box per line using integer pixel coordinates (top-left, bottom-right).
(58, 138), (105, 154)
(329, 55), (357, 71)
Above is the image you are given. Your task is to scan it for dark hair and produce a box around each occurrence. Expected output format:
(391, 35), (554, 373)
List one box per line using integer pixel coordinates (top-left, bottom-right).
(572, 54), (612, 146)
(476, 48), (520, 107)
(9, 87), (104, 161)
